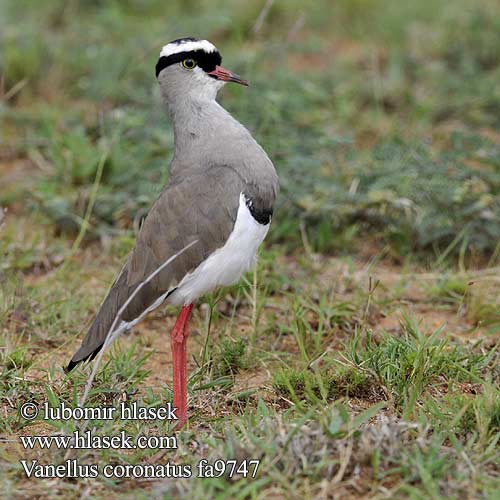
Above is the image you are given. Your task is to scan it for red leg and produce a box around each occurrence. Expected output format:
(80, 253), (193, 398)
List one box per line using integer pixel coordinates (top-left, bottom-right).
(170, 303), (194, 429)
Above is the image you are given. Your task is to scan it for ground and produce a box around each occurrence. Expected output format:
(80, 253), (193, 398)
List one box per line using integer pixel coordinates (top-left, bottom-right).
(1, 1), (499, 499)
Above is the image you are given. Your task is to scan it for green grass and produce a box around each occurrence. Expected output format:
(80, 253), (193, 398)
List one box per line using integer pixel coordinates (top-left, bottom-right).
(273, 365), (374, 404)
(1, 0), (500, 498)
(347, 317), (493, 408)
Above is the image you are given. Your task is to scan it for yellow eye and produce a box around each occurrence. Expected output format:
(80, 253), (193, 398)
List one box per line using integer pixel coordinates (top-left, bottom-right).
(181, 59), (197, 69)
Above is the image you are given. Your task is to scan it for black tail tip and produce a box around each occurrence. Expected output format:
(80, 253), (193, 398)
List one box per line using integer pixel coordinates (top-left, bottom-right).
(65, 344), (104, 374)
(65, 359), (79, 373)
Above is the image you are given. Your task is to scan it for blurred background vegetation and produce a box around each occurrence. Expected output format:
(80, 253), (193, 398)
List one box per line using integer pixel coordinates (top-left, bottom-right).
(1, 0), (499, 263)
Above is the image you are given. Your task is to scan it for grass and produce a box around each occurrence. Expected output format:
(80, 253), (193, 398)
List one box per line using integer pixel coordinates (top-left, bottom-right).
(273, 365), (375, 404)
(1, 0), (499, 498)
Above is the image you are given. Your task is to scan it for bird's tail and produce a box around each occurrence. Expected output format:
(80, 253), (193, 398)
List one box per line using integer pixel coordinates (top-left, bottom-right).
(67, 240), (198, 372)
(66, 269), (133, 372)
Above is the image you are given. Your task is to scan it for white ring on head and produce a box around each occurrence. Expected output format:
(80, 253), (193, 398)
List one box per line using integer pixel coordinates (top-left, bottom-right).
(160, 40), (218, 58)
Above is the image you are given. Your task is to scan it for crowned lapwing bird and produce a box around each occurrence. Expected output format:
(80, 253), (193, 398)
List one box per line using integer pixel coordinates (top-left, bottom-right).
(67, 38), (279, 428)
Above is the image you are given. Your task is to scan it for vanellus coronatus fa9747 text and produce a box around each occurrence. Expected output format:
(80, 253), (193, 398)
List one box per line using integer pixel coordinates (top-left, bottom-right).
(67, 37), (279, 428)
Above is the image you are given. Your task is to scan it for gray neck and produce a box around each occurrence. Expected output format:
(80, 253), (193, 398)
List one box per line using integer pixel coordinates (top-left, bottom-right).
(169, 96), (244, 152)
(165, 90), (277, 191)
(163, 93), (260, 177)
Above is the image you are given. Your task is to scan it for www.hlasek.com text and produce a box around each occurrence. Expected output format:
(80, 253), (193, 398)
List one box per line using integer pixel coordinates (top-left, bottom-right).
(20, 430), (177, 450)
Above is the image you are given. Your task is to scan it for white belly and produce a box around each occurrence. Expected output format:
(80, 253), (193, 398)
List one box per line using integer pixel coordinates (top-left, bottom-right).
(168, 192), (270, 306)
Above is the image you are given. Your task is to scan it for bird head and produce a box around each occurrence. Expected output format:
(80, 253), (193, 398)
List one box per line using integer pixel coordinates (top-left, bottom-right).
(156, 37), (248, 103)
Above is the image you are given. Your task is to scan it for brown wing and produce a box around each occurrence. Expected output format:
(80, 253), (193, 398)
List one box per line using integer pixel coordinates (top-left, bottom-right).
(67, 166), (247, 369)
